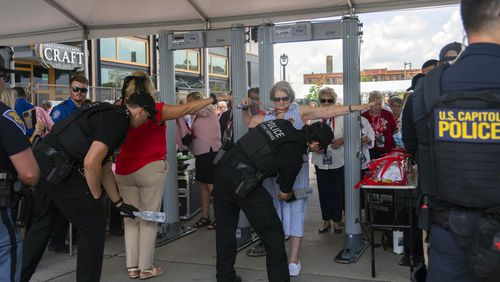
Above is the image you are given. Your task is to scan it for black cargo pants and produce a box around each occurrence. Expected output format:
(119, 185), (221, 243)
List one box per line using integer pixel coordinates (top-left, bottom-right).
(213, 158), (289, 282)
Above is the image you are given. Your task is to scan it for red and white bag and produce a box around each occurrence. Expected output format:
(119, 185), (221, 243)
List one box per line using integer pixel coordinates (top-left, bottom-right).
(355, 149), (411, 189)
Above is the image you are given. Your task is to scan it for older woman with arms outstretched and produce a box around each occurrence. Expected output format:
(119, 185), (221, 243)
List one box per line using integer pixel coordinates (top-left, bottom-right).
(241, 81), (373, 277)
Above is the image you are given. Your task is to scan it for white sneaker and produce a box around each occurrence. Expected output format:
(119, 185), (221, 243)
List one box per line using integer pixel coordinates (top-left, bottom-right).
(288, 262), (301, 276)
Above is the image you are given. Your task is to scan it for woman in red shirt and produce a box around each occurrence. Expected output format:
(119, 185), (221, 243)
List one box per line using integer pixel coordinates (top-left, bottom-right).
(115, 72), (231, 279)
(361, 91), (397, 160)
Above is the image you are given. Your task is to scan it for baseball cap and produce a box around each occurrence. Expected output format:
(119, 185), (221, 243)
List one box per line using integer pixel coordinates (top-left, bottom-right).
(128, 92), (158, 122)
(439, 42), (463, 62)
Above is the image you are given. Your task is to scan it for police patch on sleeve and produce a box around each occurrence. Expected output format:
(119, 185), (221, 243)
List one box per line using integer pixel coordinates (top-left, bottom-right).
(3, 109), (27, 135)
(51, 109), (61, 119)
(434, 108), (500, 143)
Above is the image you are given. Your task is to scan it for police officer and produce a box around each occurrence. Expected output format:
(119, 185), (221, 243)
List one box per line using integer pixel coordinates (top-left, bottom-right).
(50, 75), (88, 122)
(1, 81), (40, 281)
(21, 76), (157, 282)
(48, 75), (88, 253)
(402, 1), (500, 281)
(213, 120), (334, 282)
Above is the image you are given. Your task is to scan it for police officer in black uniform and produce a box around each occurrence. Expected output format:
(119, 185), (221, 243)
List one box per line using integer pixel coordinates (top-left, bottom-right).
(402, 1), (500, 281)
(0, 96), (40, 282)
(21, 76), (157, 282)
(213, 120), (334, 282)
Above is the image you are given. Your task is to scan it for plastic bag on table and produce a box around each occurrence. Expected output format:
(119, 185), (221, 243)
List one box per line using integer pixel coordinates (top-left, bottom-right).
(355, 149), (411, 189)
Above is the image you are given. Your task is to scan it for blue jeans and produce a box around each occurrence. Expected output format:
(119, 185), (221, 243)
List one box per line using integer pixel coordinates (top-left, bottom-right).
(0, 207), (22, 282)
(427, 224), (479, 282)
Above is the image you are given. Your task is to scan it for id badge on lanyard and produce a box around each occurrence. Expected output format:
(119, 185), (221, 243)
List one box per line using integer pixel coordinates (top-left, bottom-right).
(322, 153), (333, 165)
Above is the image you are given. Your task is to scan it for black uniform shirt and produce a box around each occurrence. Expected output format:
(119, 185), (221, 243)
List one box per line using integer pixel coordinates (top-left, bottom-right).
(403, 43), (500, 158)
(275, 141), (305, 194)
(84, 107), (130, 158)
(0, 102), (31, 175)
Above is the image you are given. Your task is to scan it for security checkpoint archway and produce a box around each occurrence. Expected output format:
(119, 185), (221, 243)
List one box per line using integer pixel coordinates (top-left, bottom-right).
(156, 26), (256, 246)
(256, 17), (367, 263)
(157, 16), (368, 263)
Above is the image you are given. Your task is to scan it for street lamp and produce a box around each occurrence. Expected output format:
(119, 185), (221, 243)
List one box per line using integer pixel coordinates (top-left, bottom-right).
(404, 61), (412, 80)
(280, 54), (289, 81)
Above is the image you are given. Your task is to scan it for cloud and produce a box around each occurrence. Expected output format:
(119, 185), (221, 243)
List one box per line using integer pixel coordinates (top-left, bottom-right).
(269, 6), (463, 98)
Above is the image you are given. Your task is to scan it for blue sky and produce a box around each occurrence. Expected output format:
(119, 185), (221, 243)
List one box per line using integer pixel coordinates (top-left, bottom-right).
(272, 4), (463, 97)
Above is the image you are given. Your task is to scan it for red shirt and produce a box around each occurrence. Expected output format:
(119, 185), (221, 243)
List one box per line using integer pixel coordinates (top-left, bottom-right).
(361, 109), (397, 154)
(115, 102), (166, 175)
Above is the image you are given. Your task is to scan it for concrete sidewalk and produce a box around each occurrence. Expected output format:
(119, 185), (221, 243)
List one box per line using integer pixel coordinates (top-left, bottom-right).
(29, 175), (412, 282)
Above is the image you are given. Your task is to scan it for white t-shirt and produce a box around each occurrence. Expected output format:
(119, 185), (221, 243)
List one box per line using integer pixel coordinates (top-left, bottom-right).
(361, 116), (375, 169)
(311, 116), (344, 170)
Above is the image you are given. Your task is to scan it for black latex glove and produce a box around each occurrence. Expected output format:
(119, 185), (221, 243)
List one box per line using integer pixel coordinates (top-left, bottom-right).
(118, 202), (139, 219)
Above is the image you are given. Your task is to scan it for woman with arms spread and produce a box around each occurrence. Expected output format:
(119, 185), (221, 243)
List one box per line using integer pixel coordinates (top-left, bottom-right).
(115, 72), (232, 279)
(241, 81), (373, 277)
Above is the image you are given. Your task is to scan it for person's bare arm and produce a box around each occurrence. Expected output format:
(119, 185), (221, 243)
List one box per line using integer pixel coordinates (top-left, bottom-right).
(101, 161), (121, 203)
(161, 95), (233, 121)
(83, 141), (108, 199)
(9, 148), (39, 186)
(301, 103), (374, 120)
(241, 97), (265, 128)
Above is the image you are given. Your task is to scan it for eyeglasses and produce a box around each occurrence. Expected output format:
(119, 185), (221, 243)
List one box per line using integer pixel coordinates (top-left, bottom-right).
(272, 96), (291, 102)
(0, 74), (9, 83)
(320, 99), (334, 104)
(71, 86), (88, 94)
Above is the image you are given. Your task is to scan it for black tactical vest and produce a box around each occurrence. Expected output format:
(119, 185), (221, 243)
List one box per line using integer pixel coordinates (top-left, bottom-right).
(45, 102), (124, 162)
(237, 119), (305, 175)
(417, 65), (500, 208)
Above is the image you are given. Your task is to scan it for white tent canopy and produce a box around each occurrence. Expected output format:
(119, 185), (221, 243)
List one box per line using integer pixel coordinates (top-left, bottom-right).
(1, 0), (458, 46)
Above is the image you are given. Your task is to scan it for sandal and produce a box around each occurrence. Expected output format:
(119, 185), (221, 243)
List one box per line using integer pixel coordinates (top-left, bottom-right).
(128, 267), (140, 279)
(140, 265), (164, 280)
(207, 221), (216, 230)
(193, 217), (211, 228)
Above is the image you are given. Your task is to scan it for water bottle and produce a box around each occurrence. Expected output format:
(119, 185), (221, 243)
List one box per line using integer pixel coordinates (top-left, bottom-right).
(393, 230), (404, 254)
(133, 211), (167, 223)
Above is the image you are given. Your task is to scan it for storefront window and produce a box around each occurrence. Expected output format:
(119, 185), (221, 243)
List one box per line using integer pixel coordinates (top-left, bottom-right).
(174, 50), (200, 73)
(55, 70), (70, 85)
(101, 67), (134, 88)
(188, 51), (199, 72)
(118, 38), (147, 64)
(100, 38), (117, 60)
(174, 51), (187, 70)
(209, 55), (228, 76)
(34, 66), (49, 85)
(209, 80), (229, 94)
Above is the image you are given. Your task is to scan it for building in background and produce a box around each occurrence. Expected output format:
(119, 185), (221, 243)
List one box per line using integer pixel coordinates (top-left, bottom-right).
(304, 67), (421, 85)
(13, 42), (85, 104)
(11, 33), (258, 105)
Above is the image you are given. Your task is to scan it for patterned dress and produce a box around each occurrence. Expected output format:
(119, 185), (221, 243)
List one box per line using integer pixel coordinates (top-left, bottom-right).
(263, 102), (309, 237)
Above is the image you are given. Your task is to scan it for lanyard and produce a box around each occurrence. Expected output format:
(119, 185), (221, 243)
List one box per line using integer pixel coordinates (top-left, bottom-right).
(369, 112), (384, 135)
(322, 117), (335, 130)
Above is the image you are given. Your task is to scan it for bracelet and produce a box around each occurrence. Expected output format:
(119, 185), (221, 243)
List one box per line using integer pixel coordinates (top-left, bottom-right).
(113, 197), (123, 207)
(210, 93), (218, 105)
(348, 105), (353, 113)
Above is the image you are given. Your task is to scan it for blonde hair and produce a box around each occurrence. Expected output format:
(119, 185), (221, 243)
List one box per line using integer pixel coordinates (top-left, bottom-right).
(318, 87), (338, 103)
(122, 71), (156, 101)
(0, 87), (16, 108)
(368, 91), (384, 103)
(186, 91), (205, 101)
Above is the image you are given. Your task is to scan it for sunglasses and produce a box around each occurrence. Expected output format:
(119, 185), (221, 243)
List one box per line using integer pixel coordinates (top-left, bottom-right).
(0, 74), (10, 83)
(320, 99), (334, 104)
(272, 96), (291, 102)
(71, 86), (88, 94)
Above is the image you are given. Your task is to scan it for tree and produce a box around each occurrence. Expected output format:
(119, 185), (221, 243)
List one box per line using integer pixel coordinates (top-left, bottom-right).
(305, 80), (323, 101)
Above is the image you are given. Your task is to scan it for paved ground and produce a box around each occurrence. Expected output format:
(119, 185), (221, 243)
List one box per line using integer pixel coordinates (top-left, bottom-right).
(29, 169), (412, 282)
